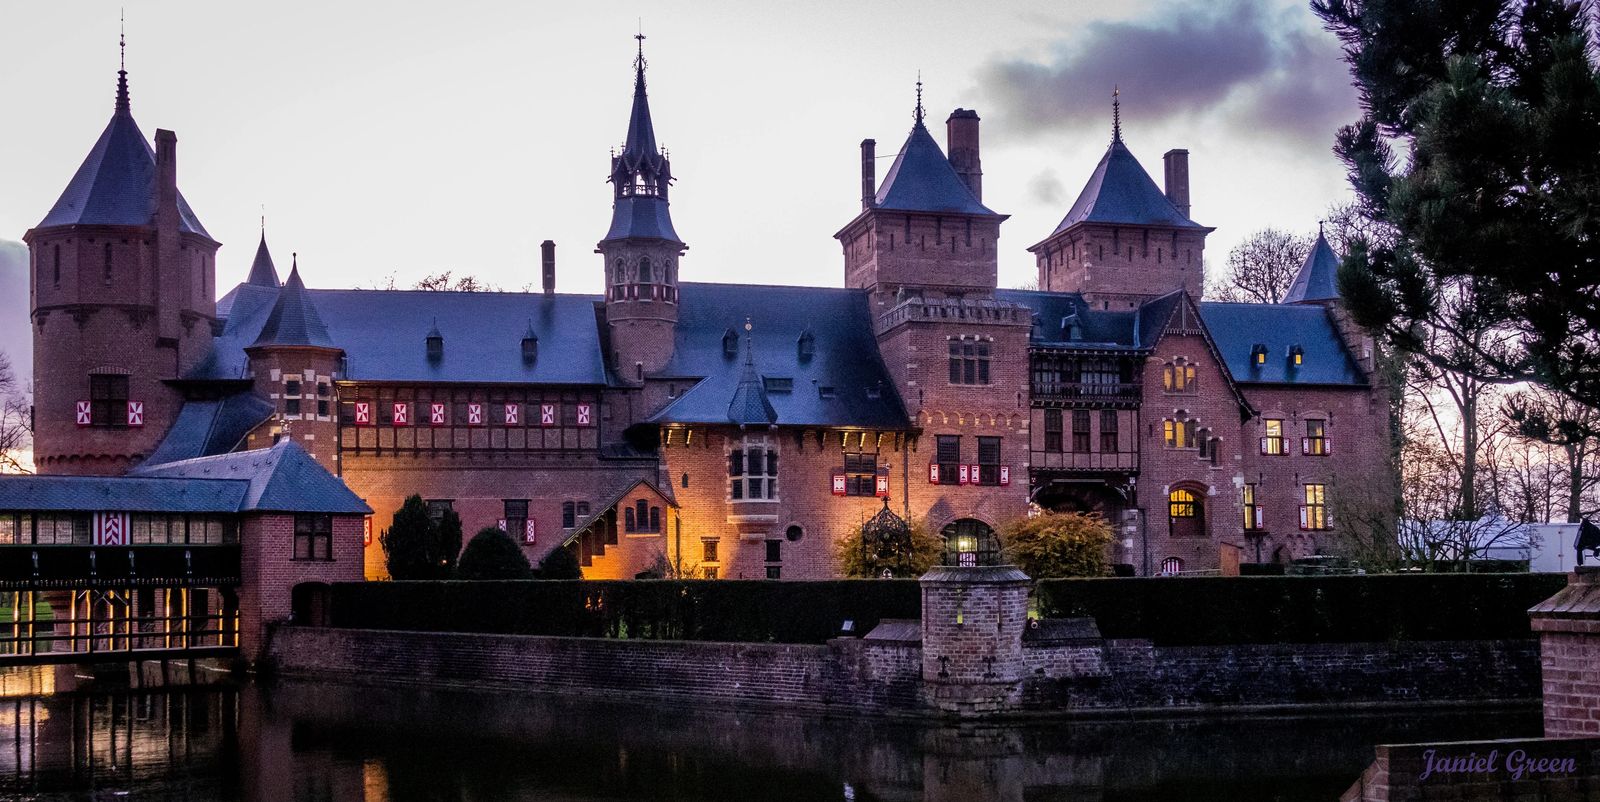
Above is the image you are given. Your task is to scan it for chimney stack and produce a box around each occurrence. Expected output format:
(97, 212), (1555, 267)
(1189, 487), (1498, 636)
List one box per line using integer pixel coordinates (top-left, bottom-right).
(540, 240), (556, 296)
(1163, 149), (1190, 219)
(946, 109), (982, 201)
(154, 129), (181, 339)
(860, 139), (876, 210)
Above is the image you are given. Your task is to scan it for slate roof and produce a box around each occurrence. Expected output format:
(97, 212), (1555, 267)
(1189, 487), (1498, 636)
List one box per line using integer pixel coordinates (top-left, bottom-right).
(142, 391), (275, 466)
(649, 283), (908, 429)
(602, 52), (682, 245)
(0, 474), (247, 513)
(132, 440), (371, 514)
(245, 233), (281, 288)
(251, 263), (336, 348)
(36, 77), (210, 237)
(1048, 137), (1204, 235)
(603, 195), (681, 244)
(994, 289), (1141, 348)
(1282, 231), (1341, 304)
(196, 285), (609, 385)
(727, 332), (779, 426)
(873, 121), (999, 217)
(1198, 302), (1364, 385)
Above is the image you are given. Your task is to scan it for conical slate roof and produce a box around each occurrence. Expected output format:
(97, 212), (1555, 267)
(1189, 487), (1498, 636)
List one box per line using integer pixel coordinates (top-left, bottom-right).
(874, 121), (998, 216)
(603, 46), (682, 245)
(1282, 230), (1341, 304)
(37, 70), (210, 237)
(1050, 137), (1203, 234)
(252, 261), (335, 348)
(728, 329), (777, 425)
(617, 59), (665, 178)
(245, 233), (281, 288)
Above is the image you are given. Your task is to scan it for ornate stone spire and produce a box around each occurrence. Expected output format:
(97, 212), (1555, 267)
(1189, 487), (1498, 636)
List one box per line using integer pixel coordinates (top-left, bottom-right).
(115, 12), (130, 115)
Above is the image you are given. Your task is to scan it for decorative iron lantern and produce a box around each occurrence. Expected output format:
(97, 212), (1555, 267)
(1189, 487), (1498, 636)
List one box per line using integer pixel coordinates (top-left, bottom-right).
(859, 498), (913, 575)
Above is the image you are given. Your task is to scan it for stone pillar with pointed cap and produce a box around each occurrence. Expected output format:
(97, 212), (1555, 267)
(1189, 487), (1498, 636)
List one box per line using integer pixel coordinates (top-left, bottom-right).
(600, 34), (685, 384)
(23, 38), (221, 474)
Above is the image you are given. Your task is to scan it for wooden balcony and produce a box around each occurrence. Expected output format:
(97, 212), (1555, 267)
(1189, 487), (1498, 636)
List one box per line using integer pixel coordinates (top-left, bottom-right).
(1030, 451), (1139, 472)
(1030, 382), (1142, 407)
(0, 545), (241, 590)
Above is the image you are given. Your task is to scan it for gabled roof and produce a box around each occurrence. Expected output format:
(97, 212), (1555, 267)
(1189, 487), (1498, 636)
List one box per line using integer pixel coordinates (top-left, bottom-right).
(561, 476), (678, 547)
(251, 262), (336, 349)
(132, 440), (371, 514)
(195, 284), (610, 385)
(142, 391), (274, 467)
(245, 233), (281, 288)
(1199, 302), (1365, 385)
(994, 289), (1141, 348)
(649, 283), (908, 429)
(1048, 137), (1203, 235)
(873, 121), (999, 217)
(1282, 231), (1341, 304)
(36, 76), (210, 237)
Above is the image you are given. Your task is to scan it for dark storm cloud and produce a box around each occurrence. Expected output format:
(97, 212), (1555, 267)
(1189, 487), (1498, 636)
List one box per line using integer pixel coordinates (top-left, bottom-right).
(977, 0), (1358, 150)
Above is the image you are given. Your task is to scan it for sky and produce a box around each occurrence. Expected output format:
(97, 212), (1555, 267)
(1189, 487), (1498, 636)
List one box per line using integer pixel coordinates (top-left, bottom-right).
(0, 0), (1361, 363)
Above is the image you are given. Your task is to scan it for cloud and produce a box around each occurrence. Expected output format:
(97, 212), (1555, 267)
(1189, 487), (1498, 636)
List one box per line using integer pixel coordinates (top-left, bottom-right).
(0, 240), (29, 384)
(975, 0), (1358, 150)
(1028, 170), (1065, 206)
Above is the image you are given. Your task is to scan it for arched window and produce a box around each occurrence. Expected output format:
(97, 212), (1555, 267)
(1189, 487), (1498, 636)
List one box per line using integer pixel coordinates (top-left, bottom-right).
(1168, 487), (1206, 538)
(638, 257), (653, 283)
(941, 519), (999, 567)
(1161, 557), (1185, 575)
(613, 259), (626, 283)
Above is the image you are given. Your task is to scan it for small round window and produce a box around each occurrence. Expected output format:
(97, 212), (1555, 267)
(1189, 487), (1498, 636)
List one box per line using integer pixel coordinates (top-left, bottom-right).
(785, 525), (803, 542)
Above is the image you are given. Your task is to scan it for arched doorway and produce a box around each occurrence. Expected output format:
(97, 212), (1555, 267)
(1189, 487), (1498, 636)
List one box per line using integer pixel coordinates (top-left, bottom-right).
(1033, 480), (1126, 519)
(941, 518), (1000, 567)
(1168, 486), (1206, 539)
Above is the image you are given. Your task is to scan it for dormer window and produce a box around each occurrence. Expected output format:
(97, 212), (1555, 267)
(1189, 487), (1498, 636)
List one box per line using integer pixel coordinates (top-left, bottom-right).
(426, 322), (444, 362)
(1288, 344), (1305, 366)
(521, 329), (539, 364)
(1250, 343), (1268, 366)
(797, 329), (816, 361)
(763, 377), (793, 394)
(722, 328), (739, 358)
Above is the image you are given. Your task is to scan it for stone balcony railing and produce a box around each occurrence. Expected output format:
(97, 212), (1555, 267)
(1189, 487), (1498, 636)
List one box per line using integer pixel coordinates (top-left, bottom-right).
(877, 296), (1031, 334)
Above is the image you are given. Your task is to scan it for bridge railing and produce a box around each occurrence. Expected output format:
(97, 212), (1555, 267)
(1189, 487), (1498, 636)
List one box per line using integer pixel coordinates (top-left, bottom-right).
(0, 545), (240, 588)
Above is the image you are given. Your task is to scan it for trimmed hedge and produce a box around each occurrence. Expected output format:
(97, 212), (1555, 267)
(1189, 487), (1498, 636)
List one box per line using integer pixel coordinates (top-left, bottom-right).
(1036, 573), (1568, 645)
(324, 579), (922, 645)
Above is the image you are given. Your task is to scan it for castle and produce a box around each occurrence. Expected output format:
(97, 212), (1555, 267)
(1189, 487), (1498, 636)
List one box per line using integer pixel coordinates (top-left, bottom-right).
(17, 41), (1393, 581)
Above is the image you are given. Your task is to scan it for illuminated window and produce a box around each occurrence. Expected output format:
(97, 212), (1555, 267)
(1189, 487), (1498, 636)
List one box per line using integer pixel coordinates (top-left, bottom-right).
(941, 519), (999, 566)
(1303, 419), (1328, 455)
(1162, 360), (1196, 393)
(1301, 484), (1329, 530)
(702, 538), (719, 563)
(1168, 487), (1206, 538)
(1161, 557), (1185, 575)
(1242, 484), (1263, 530)
(1163, 417), (1198, 449)
(1261, 419), (1286, 455)
(1169, 489), (1198, 518)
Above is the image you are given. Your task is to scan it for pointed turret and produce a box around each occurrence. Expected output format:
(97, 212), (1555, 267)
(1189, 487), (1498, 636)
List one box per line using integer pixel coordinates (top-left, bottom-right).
(246, 232), (281, 288)
(1282, 228), (1341, 304)
(728, 323), (777, 426)
(252, 257), (335, 348)
(603, 35), (681, 245)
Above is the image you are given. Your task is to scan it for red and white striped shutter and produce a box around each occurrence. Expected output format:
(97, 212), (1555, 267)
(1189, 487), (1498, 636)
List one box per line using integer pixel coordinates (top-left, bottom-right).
(832, 475), (847, 495)
(363, 517), (373, 547)
(969, 463), (980, 483)
(541, 404), (556, 426)
(92, 512), (129, 546)
(504, 403), (520, 425)
(1000, 466), (1011, 486)
(126, 401), (144, 427)
(1324, 439), (1332, 455)
(928, 463), (939, 484)
(875, 475), (890, 498)
(354, 402), (371, 425)
(430, 403), (447, 426)
(467, 403), (484, 426)
(1256, 506), (1265, 529)
(1299, 506), (1309, 530)
(392, 402), (409, 426)
(75, 401), (91, 426)
(577, 404), (593, 426)
(958, 464), (970, 485)
(524, 519), (537, 544)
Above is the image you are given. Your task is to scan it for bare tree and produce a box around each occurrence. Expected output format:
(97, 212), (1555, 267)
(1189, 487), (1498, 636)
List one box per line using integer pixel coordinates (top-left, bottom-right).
(0, 350), (33, 474)
(1504, 386), (1600, 523)
(413, 271), (498, 292)
(1204, 228), (1310, 304)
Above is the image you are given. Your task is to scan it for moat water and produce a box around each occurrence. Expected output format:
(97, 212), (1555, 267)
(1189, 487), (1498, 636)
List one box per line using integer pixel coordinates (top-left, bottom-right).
(0, 670), (1539, 801)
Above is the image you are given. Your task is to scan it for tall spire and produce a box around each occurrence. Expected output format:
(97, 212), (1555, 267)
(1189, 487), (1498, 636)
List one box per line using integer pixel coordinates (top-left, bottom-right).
(115, 11), (130, 114)
(914, 71), (925, 126)
(1112, 85), (1121, 143)
(603, 31), (681, 244)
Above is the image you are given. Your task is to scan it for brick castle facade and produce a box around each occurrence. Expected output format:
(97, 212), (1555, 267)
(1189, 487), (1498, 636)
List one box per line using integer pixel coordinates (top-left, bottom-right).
(22, 43), (1394, 580)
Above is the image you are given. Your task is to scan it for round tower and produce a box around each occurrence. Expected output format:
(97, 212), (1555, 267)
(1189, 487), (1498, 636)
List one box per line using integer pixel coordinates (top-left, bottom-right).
(24, 49), (219, 474)
(600, 35), (685, 384)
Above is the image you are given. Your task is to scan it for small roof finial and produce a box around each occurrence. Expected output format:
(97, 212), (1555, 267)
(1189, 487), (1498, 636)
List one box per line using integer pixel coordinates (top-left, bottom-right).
(1318, 219), (1326, 238)
(260, 204), (266, 234)
(914, 71), (925, 125)
(1112, 85), (1121, 142)
(115, 9), (130, 114)
(634, 25), (646, 74)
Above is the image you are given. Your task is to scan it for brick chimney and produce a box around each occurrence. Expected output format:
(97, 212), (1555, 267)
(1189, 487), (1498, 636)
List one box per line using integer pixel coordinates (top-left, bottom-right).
(154, 129), (181, 341)
(540, 240), (556, 295)
(1163, 149), (1190, 219)
(946, 109), (982, 201)
(860, 139), (876, 211)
